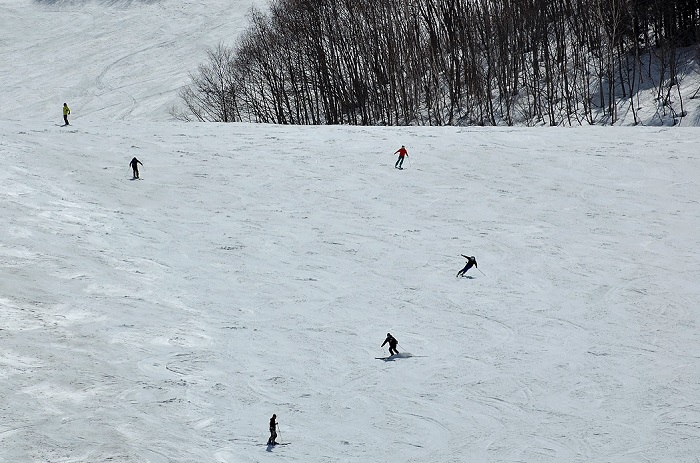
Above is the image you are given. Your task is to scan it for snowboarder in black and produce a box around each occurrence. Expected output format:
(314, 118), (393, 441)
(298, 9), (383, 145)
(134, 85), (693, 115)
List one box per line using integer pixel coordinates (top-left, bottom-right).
(267, 414), (278, 445)
(457, 254), (477, 277)
(130, 157), (143, 179)
(381, 333), (399, 355)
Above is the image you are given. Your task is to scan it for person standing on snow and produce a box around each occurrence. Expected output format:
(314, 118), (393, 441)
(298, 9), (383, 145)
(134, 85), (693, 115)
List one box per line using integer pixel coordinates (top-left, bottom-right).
(381, 333), (399, 355)
(267, 414), (278, 445)
(62, 103), (71, 126)
(130, 157), (143, 179)
(394, 145), (408, 169)
(456, 255), (478, 277)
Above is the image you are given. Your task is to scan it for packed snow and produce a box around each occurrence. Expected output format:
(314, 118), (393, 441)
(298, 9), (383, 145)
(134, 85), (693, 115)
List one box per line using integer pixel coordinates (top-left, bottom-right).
(2, 120), (699, 462)
(0, 0), (258, 122)
(1, 1), (700, 462)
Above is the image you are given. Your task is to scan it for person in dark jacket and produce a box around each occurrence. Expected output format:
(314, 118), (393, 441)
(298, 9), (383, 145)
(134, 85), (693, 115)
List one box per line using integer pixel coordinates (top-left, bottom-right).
(381, 333), (399, 355)
(130, 157), (143, 179)
(267, 414), (278, 445)
(457, 255), (478, 277)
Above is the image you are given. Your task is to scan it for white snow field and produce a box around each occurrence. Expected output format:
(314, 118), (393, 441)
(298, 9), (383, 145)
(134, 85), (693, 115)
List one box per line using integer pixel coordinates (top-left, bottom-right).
(1, 1), (700, 462)
(1, 120), (699, 462)
(0, 0), (258, 122)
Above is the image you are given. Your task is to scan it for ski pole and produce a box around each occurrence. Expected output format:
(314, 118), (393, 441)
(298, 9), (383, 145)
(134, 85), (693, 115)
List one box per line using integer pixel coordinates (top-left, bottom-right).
(277, 424), (281, 442)
(477, 268), (486, 276)
(408, 156), (412, 168)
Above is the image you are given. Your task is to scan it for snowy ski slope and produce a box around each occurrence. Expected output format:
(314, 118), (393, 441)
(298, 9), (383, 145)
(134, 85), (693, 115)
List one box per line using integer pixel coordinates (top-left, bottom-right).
(1, 120), (699, 462)
(1, 0), (700, 461)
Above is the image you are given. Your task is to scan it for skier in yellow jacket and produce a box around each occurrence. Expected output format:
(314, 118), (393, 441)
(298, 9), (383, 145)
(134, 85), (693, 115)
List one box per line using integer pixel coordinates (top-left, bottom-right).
(63, 103), (71, 126)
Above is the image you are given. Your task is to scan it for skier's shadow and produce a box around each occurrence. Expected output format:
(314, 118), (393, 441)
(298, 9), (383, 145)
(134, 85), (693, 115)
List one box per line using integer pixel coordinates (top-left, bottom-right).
(376, 353), (425, 362)
(266, 443), (289, 452)
(460, 275), (475, 279)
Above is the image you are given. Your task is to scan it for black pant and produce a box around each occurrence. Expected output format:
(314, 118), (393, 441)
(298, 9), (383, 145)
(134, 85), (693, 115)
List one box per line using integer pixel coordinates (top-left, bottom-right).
(395, 156), (404, 168)
(63, 115), (69, 125)
(268, 429), (277, 444)
(389, 346), (399, 355)
(132, 167), (139, 178)
(457, 263), (473, 276)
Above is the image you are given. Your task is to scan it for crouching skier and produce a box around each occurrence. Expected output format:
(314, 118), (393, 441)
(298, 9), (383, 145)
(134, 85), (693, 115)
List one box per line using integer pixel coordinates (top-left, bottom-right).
(457, 255), (478, 277)
(382, 333), (399, 355)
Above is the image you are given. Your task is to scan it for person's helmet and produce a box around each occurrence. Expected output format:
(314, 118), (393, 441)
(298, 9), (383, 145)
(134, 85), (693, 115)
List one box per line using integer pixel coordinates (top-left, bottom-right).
(387, 333), (391, 337)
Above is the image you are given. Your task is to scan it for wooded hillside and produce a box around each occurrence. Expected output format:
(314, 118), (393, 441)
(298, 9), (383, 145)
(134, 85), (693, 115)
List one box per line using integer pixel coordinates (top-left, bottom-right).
(177, 0), (700, 126)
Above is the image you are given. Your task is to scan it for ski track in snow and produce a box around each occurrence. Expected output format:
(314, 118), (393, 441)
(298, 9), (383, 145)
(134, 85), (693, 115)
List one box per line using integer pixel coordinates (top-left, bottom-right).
(0, 0), (259, 122)
(0, 121), (699, 462)
(1, 3), (700, 461)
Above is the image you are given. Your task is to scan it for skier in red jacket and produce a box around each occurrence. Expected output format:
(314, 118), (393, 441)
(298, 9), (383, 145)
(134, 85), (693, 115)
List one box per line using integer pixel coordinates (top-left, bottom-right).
(394, 145), (408, 169)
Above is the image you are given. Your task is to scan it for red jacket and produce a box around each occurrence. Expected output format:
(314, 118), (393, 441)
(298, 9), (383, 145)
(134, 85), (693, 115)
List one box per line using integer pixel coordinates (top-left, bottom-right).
(394, 147), (408, 157)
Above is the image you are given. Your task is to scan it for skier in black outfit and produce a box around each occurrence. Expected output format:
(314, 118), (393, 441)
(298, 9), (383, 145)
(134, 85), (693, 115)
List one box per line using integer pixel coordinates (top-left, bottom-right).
(267, 414), (278, 445)
(130, 157), (143, 179)
(381, 333), (399, 355)
(457, 254), (478, 277)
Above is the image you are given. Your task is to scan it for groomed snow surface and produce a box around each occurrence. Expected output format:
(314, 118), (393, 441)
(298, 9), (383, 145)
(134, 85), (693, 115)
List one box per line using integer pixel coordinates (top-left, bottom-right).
(1, 120), (699, 462)
(2, 0), (700, 462)
(0, 0), (258, 122)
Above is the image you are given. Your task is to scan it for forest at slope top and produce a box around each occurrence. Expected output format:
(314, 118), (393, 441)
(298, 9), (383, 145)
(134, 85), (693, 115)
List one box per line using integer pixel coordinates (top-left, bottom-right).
(175, 0), (700, 126)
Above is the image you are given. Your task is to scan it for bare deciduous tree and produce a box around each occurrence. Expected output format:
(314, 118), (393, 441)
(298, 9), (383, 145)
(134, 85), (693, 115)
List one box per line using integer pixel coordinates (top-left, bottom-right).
(174, 0), (700, 126)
